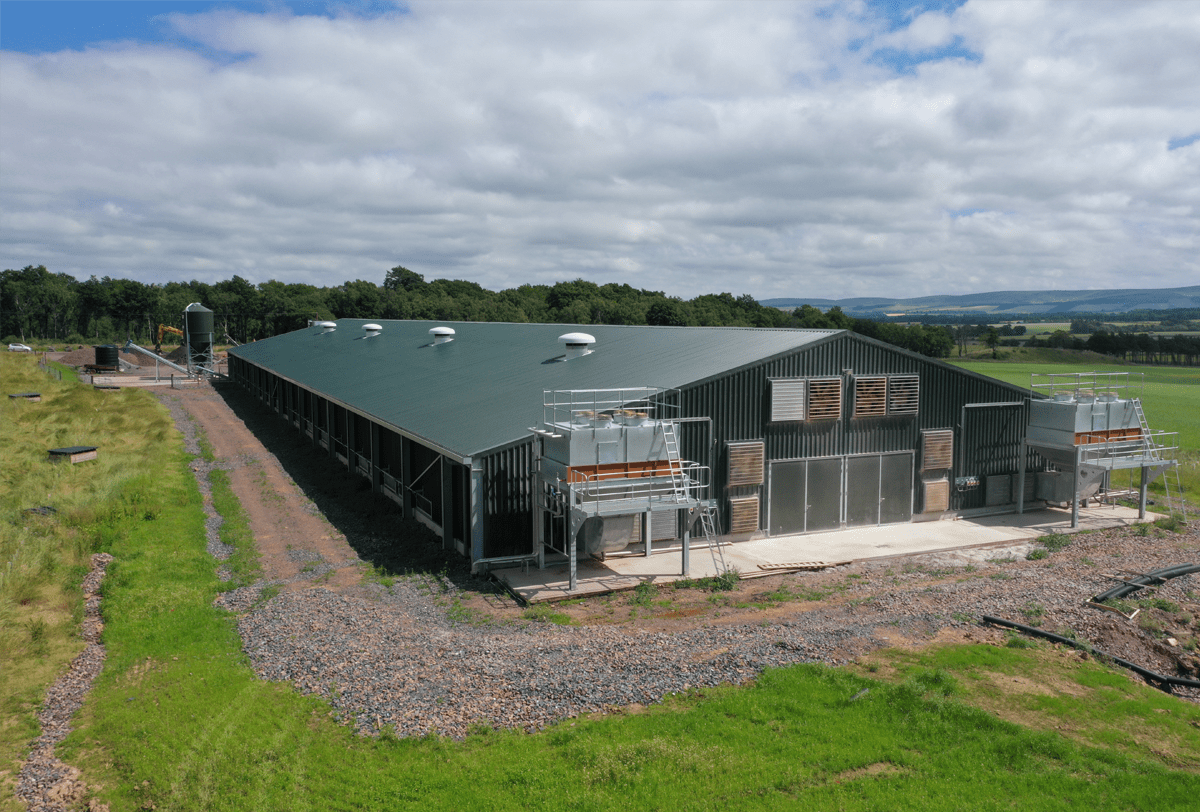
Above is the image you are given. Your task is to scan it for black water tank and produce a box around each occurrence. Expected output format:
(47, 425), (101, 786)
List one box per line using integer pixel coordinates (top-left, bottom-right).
(94, 345), (119, 367)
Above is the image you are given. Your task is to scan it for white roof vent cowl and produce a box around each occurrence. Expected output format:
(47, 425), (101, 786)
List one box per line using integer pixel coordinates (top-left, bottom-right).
(363, 323), (383, 337)
(429, 326), (456, 345)
(559, 332), (596, 360)
(318, 321), (337, 333)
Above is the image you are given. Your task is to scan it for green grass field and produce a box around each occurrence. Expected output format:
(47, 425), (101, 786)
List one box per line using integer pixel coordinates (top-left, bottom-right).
(5, 352), (1200, 810)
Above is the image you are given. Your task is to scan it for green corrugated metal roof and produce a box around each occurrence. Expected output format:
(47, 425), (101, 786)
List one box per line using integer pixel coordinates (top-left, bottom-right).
(228, 320), (841, 458)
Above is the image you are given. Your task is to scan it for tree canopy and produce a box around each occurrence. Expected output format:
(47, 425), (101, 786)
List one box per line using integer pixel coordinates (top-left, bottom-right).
(1, 265), (956, 358)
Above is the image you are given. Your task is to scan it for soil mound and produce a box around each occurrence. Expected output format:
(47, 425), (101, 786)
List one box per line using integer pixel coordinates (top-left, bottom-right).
(56, 346), (143, 367)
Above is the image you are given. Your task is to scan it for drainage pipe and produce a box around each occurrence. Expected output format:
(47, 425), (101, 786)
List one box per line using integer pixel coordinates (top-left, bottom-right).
(981, 615), (1200, 692)
(1092, 563), (1200, 604)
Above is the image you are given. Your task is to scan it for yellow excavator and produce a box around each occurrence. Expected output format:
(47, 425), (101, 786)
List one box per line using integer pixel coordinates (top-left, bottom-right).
(155, 324), (183, 353)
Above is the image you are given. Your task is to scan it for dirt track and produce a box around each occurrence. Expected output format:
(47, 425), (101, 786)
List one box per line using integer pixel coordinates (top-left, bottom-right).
(161, 382), (364, 591)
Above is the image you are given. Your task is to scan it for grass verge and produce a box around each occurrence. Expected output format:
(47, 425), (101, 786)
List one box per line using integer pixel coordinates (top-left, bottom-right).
(209, 468), (261, 588)
(853, 642), (1200, 772)
(0, 353), (184, 809)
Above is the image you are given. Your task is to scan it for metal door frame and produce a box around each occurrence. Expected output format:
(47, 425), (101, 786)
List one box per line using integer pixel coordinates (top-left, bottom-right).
(768, 451), (914, 535)
(767, 453), (845, 535)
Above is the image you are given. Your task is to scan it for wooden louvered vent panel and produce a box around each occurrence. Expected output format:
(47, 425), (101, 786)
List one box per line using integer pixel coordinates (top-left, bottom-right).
(921, 429), (954, 471)
(728, 496), (760, 534)
(727, 442), (765, 486)
(922, 479), (951, 513)
(807, 378), (843, 420)
(770, 379), (806, 422)
(888, 375), (920, 415)
(853, 377), (888, 418)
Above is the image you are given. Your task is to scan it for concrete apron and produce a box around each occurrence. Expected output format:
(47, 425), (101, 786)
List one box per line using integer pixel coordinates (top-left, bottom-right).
(495, 504), (1157, 604)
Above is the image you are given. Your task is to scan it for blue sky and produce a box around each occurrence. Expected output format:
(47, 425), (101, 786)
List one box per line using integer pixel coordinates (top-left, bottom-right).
(2, 1), (964, 57)
(0, 2), (403, 52)
(1, 0), (1197, 298)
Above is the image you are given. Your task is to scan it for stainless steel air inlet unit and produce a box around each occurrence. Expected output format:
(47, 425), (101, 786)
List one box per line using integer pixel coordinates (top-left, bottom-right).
(363, 323), (383, 338)
(429, 326), (455, 344)
(317, 321), (337, 333)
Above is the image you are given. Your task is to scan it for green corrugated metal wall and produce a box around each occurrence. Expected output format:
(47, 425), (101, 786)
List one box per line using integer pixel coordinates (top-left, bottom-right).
(676, 333), (1036, 529)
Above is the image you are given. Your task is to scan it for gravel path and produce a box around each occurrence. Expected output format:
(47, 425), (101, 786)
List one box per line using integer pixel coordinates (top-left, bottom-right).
(237, 525), (1200, 739)
(14, 553), (113, 812)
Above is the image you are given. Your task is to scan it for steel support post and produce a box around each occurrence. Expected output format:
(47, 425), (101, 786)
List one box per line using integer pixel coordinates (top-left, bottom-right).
(441, 457), (454, 551)
(643, 509), (652, 557)
(1139, 465), (1148, 520)
(568, 517), (577, 592)
(400, 437), (413, 519)
(470, 466), (484, 563)
(1071, 445), (1081, 529)
(1016, 446), (1026, 515)
(681, 508), (690, 576)
(326, 401), (336, 460)
(369, 423), (382, 495)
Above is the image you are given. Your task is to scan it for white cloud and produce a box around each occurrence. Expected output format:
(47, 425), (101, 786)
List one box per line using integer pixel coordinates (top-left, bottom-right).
(1, 0), (1197, 299)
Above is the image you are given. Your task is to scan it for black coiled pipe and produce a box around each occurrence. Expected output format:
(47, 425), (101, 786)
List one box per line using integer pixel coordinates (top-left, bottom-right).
(981, 615), (1200, 692)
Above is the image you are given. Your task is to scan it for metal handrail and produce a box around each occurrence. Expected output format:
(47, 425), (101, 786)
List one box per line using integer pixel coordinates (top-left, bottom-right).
(568, 462), (710, 509)
(412, 492), (434, 516)
(1030, 371), (1144, 399)
(1079, 431), (1179, 464)
(541, 387), (680, 430)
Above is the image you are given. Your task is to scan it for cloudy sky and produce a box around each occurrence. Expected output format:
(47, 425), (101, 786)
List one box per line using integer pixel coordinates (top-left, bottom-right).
(1, 0), (1197, 300)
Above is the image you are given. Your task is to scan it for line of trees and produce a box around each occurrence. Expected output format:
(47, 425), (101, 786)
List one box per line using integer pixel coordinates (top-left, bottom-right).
(1, 264), (957, 357)
(1082, 331), (1200, 365)
(885, 308), (1200, 326)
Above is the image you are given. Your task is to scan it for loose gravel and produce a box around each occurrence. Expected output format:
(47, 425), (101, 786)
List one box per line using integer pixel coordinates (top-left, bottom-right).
(236, 525), (1200, 739)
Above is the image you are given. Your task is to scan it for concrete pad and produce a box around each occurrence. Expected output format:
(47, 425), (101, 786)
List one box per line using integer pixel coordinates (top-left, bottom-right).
(88, 375), (201, 388)
(494, 503), (1155, 603)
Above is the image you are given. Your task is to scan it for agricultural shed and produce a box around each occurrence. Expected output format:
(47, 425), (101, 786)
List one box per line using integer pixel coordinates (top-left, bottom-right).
(227, 320), (1038, 571)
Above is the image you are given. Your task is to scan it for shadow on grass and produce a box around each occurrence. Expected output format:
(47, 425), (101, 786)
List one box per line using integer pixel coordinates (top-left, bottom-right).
(209, 381), (496, 594)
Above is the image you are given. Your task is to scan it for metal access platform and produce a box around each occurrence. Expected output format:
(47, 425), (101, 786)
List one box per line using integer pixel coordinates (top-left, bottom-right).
(1020, 372), (1184, 525)
(530, 387), (720, 592)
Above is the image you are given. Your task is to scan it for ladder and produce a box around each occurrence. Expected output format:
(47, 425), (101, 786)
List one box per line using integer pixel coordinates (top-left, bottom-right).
(661, 422), (689, 502)
(1132, 399), (1160, 461)
(1164, 463), (1187, 523)
(697, 502), (727, 571)
(1133, 398), (1185, 521)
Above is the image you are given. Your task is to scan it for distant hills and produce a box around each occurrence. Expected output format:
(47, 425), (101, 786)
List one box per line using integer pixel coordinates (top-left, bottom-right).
(761, 285), (1200, 316)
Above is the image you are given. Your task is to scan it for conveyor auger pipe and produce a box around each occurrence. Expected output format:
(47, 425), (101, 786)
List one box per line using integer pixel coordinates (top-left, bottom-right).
(122, 340), (192, 375)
